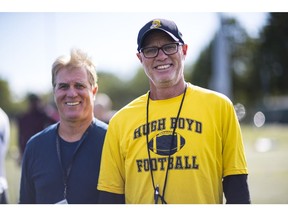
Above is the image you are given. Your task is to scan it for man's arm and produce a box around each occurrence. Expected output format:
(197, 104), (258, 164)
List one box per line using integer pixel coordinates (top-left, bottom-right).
(223, 174), (251, 204)
(98, 191), (125, 204)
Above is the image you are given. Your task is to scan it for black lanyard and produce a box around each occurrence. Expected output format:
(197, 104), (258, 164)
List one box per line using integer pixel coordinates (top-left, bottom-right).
(55, 123), (91, 199)
(146, 83), (187, 204)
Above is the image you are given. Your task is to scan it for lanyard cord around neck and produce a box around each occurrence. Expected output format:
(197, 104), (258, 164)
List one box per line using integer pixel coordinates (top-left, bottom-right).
(146, 84), (187, 204)
(56, 122), (92, 199)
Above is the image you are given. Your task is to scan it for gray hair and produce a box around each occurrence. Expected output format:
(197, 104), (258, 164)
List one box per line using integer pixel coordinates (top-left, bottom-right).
(51, 48), (97, 89)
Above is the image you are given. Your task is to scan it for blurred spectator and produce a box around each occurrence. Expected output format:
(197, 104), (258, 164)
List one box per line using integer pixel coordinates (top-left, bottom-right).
(17, 94), (57, 163)
(94, 93), (116, 123)
(0, 107), (10, 204)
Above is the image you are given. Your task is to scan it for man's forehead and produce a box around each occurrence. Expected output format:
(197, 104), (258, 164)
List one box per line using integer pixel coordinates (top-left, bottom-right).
(142, 30), (175, 46)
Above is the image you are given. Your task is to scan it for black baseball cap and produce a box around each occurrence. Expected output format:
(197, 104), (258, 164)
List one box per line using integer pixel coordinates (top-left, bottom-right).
(137, 18), (185, 52)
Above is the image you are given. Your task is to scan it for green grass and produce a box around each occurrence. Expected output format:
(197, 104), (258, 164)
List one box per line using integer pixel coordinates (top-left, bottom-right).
(5, 122), (288, 204)
(5, 120), (21, 204)
(241, 124), (288, 204)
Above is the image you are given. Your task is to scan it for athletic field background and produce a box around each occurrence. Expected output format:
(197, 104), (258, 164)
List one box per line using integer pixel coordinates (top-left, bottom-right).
(5, 121), (288, 204)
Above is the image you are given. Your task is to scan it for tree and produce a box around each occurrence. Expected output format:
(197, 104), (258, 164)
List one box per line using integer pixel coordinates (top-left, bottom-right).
(97, 71), (129, 110)
(188, 16), (261, 107)
(0, 78), (13, 115)
(97, 69), (150, 111)
(255, 13), (288, 96)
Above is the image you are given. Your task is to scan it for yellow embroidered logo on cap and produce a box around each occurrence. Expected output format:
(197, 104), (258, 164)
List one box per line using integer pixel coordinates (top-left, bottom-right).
(150, 20), (161, 29)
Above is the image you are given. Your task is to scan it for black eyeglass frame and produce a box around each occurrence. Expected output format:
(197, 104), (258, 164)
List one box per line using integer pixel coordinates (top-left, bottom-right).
(139, 42), (183, 59)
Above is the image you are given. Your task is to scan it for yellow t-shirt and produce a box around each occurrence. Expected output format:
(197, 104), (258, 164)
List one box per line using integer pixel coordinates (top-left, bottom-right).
(97, 83), (248, 204)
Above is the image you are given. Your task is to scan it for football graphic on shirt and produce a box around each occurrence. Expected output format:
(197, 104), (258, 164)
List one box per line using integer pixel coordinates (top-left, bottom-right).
(148, 131), (186, 156)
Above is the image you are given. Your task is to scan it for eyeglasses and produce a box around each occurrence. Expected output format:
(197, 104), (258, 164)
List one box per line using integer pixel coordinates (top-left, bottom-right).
(140, 42), (183, 58)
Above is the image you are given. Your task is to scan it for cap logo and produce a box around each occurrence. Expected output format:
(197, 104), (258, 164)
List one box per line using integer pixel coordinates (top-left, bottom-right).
(150, 20), (161, 29)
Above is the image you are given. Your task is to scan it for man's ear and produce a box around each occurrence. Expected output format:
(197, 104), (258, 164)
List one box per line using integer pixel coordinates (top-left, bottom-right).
(182, 44), (188, 56)
(136, 53), (143, 63)
(93, 85), (98, 100)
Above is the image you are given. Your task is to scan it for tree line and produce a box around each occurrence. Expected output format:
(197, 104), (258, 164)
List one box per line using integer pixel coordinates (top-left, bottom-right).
(1, 13), (287, 123)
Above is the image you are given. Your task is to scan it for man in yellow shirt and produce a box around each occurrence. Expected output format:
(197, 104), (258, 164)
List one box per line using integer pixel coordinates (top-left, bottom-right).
(97, 18), (251, 204)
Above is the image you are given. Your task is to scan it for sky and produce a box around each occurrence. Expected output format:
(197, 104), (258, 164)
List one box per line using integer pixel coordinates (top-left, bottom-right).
(0, 10), (269, 100)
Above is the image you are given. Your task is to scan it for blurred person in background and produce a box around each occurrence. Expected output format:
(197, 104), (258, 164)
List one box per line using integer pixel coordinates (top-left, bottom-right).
(17, 93), (57, 164)
(19, 48), (107, 204)
(94, 93), (115, 124)
(0, 107), (10, 204)
(97, 18), (250, 204)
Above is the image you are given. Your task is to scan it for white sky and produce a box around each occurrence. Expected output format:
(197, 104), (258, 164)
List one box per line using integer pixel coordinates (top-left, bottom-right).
(0, 1), (272, 100)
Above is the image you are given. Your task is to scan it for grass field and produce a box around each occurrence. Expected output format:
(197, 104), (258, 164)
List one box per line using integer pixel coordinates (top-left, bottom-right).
(4, 121), (288, 204)
(241, 125), (288, 204)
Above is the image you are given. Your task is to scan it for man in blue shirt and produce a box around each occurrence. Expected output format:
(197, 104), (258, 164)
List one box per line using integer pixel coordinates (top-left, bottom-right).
(19, 48), (108, 204)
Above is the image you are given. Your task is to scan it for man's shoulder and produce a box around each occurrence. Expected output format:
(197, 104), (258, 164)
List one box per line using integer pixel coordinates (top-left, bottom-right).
(118, 94), (147, 112)
(189, 84), (232, 104)
(93, 118), (108, 131)
(27, 123), (58, 146)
